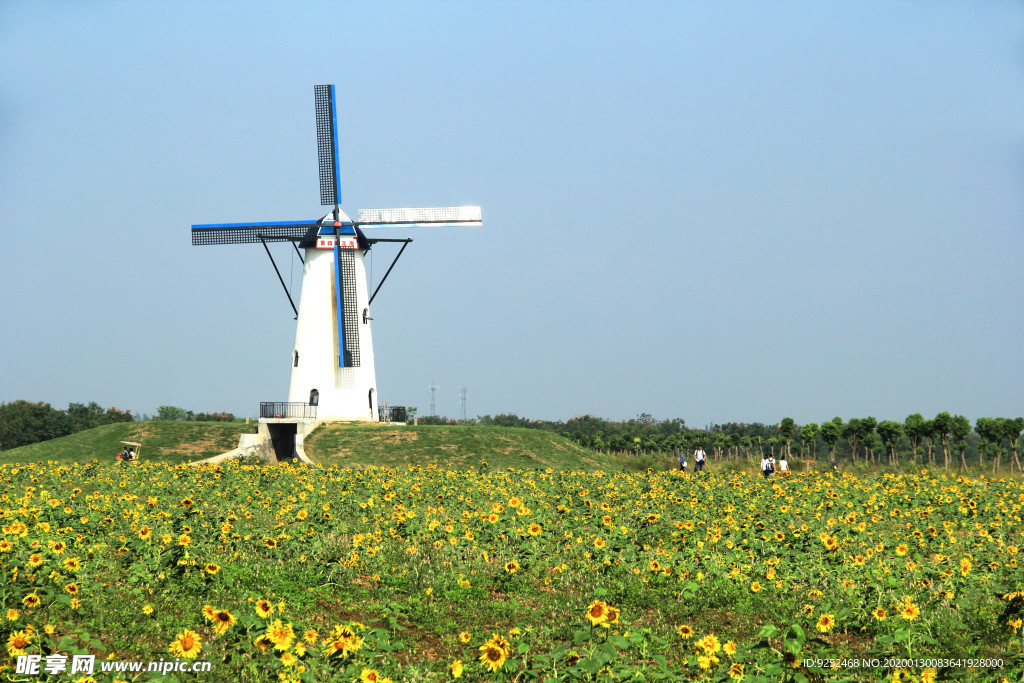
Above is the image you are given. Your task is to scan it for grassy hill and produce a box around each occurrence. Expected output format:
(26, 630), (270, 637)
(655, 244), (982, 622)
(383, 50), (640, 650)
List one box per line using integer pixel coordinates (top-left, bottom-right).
(303, 423), (609, 470)
(0, 421), (615, 470)
(0, 420), (258, 465)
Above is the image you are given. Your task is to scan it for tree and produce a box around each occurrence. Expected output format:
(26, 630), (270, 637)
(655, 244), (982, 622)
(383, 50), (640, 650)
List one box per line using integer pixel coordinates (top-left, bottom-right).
(903, 413), (926, 464)
(921, 419), (937, 466)
(842, 418), (863, 465)
(712, 432), (728, 460)
(728, 433), (741, 460)
(876, 421), (903, 467)
(863, 432), (881, 465)
(799, 423), (819, 462)
(975, 418), (999, 474)
(820, 418), (843, 463)
(842, 417), (876, 465)
(778, 418), (796, 459)
(66, 401), (106, 431)
(933, 412), (955, 470)
(950, 415), (971, 471)
(156, 406), (190, 421)
(1004, 417), (1024, 477)
(860, 417), (878, 464)
(0, 401), (74, 450)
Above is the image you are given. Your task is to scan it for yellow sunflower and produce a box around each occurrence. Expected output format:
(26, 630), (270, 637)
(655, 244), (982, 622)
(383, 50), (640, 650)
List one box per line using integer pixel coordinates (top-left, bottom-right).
(6, 630), (32, 656)
(266, 619), (296, 651)
(209, 609), (236, 635)
(255, 599), (274, 618)
(900, 601), (920, 621)
(585, 600), (609, 626)
(169, 629), (202, 658)
(478, 642), (506, 672)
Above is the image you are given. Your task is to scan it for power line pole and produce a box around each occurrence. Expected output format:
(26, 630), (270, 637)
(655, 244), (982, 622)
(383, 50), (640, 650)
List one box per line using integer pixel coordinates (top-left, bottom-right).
(429, 381), (438, 416)
(460, 386), (467, 421)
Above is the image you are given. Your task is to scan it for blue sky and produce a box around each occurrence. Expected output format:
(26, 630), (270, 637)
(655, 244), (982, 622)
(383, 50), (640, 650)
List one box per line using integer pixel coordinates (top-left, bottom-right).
(1, 1), (1022, 427)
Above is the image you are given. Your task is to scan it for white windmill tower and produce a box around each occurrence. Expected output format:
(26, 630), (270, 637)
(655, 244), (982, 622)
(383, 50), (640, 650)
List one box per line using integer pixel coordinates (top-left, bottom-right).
(192, 84), (481, 435)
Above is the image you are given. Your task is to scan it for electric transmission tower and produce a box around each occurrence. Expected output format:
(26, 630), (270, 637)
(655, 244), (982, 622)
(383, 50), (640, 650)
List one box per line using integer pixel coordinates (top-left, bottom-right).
(460, 386), (467, 421)
(429, 381), (438, 416)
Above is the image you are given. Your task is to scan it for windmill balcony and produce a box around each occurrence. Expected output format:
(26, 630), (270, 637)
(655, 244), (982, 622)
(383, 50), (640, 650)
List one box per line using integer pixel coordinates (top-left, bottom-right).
(260, 402), (318, 420)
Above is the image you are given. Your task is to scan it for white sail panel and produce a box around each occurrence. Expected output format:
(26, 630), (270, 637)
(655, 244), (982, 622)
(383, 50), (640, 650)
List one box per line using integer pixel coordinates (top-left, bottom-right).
(357, 206), (482, 225)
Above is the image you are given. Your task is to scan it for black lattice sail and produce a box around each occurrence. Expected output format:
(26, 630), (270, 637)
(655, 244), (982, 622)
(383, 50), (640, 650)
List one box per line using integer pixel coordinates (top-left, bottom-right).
(191, 222), (319, 246)
(315, 84), (340, 207)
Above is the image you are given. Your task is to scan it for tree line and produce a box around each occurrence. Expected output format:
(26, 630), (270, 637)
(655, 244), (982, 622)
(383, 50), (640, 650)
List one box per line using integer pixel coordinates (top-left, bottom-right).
(0, 401), (134, 450)
(0, 402), (240, 451)
(420, 411), (1023, 475)
(4, 399), (1021, 476)
(153, 406), (238, 422)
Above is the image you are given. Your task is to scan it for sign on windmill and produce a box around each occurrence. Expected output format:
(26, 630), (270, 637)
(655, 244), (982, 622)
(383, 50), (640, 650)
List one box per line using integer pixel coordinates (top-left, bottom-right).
(192, 84), (482, 423)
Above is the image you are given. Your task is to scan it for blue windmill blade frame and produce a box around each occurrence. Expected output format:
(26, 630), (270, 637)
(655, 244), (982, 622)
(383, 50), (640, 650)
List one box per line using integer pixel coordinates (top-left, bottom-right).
(191, 220), (320, 245)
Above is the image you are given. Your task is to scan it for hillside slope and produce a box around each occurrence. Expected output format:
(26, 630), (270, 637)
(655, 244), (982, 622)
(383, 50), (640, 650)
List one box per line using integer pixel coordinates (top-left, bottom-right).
(0, 421), (257, 465)
(303, 423), (610, 470)
(0, 421), (611, 471)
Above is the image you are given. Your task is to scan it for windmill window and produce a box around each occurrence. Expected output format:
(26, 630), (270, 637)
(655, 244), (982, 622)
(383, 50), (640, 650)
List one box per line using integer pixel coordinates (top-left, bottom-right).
(293, 351), (299, 367)
(309, 389), (319, 406)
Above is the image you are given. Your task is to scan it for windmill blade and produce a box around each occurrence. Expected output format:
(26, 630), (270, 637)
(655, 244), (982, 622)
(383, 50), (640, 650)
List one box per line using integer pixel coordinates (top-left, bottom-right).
(314, 84), (341, 206)
(191, 220), (319, 245)
(356, 206), (482, 229)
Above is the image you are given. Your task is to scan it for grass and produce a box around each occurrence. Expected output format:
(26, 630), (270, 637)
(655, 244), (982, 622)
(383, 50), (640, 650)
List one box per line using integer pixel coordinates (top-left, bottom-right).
(0, 420), (258, 465)
(303, 423), (613, 470)
(0, 421), (614, 472)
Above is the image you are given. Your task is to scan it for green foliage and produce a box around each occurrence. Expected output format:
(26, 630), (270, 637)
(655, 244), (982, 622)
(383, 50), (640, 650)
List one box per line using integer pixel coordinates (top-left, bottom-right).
(156, 405), (190, 421)
(799, 422), (819, 460)
(155, 405), (237, 422)
(819, 418), (843, 460)
(904, 413), (926, 460)
(876, 420), (902, 462)
(0, 400), (133, 451)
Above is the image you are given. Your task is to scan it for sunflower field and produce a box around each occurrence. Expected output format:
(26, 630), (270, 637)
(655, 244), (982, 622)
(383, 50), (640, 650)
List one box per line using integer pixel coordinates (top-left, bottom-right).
(0, 460), (1022, 682)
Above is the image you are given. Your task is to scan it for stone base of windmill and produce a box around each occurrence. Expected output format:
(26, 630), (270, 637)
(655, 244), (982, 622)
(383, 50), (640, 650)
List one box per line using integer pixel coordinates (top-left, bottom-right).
(191, 418), (321, 467)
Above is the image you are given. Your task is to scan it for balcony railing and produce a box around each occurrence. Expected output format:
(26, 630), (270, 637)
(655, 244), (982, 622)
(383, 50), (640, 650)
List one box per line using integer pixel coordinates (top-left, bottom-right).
(260, 402), (317, 420)
(378, 405), (408, 423)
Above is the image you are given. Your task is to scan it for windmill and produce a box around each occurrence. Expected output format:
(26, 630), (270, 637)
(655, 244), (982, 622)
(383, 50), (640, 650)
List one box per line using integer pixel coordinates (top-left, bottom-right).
(192, 84), (481, 425)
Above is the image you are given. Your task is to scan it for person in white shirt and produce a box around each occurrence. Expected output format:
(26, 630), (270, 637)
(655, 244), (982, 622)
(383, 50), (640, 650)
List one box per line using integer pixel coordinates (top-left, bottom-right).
(693, 445), (707, 473)
(760, 455), (771, 479)
(778, 456), (789, 475)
